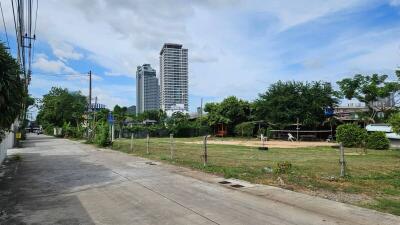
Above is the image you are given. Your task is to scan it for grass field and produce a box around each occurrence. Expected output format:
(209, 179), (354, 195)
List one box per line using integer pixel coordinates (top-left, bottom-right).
(111, 137), (400, 215)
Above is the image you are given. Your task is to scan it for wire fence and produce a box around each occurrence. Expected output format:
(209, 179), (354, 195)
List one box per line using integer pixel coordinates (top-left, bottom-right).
(110, 132), (353, 180)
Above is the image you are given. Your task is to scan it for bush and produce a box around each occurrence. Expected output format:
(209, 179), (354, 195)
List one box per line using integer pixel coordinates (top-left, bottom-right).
(44, 125), (54, 135)
(275, 161), (292, 174)
(94, 121), (110, 147)
(366, 132), (390, 150)
(336, 124), (367, 147)
(234, 122), (254, 137)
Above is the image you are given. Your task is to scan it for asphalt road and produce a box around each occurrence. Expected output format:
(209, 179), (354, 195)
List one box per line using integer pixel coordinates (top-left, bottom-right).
(1, 134), (399, 225)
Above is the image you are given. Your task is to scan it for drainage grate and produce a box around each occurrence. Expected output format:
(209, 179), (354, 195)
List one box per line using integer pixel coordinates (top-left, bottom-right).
(231, 184), (244, 188)
(218, 181), (231, 184)
(145, 162), (157, 165)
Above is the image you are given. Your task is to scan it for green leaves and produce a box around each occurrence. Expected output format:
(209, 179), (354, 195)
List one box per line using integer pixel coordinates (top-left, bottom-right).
(0, 42), (24, 136)
(253, 81), (337, 128)
(337, 74), (400, 107)
(37, 87), (87, 129)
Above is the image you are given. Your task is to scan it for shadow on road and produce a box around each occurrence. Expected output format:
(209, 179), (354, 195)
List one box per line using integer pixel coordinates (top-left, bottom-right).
(0, 135), (119, 225)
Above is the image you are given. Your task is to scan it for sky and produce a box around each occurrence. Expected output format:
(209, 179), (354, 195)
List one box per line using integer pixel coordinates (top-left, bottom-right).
(1, 0), (400, 114)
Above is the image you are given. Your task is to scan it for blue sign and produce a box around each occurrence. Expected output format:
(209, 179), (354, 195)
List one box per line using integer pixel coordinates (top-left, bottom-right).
(107, 112), (114, 124)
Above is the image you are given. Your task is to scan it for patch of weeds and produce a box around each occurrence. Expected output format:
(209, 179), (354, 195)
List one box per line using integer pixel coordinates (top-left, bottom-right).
(275, 161), (292, 174)
(160, 156), (167, 160)
(369, 198), (400, 216)
(11, 154), (22, 161)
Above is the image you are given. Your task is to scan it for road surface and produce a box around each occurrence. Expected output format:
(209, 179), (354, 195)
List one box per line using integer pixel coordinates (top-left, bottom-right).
(1, 134), (399, 225)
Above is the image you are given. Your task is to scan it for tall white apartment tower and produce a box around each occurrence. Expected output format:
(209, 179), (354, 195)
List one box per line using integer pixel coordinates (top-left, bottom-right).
(159, 43), (188, 114)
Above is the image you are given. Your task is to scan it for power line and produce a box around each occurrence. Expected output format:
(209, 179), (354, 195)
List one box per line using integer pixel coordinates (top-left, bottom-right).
(0, 1), (10, 49)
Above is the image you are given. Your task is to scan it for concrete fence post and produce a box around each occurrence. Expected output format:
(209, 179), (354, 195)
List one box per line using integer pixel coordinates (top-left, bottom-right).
(203, 135), (208, 166)
(339, 143), (346, 177)
(146, 133), (150, 154)
(170, 133), (174, 160)
(130, 133), (134, 151)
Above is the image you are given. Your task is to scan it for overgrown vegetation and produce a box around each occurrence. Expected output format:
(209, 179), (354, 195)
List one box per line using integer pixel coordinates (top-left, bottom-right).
(0, 42), (25, 140)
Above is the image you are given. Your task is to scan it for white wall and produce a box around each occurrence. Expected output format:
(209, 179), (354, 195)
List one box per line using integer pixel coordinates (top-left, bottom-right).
(0, 131), (15, 164)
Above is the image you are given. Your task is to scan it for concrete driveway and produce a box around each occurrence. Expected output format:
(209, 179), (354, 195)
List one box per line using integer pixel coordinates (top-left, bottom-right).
(1, 134), (399, 225)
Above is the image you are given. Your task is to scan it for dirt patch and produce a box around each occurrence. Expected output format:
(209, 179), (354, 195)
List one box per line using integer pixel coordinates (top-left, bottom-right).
(184, 139), (337, 149)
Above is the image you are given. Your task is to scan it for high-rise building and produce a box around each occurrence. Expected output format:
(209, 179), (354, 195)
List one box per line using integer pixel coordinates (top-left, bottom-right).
(159, 43), (188, 114)
(136, 64), (159, 114)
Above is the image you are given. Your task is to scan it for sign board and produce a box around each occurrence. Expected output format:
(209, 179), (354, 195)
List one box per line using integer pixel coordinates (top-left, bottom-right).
(16, 132), (22, 139)
(107, 112), (114, 124)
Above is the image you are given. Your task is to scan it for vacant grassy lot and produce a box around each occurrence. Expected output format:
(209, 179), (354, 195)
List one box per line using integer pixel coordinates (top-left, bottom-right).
(112, 137), (400, 215)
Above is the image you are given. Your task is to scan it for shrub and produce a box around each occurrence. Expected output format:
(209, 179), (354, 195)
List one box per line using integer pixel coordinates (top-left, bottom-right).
(336, 124), (367, 147)
(275, 161), (292, 174)
(94, 121), (110, 147)
(44, 125), (54, 135)
(388, 112), (400, 134)
(234, 122), (254, 137)
(366, 132), (390, 150)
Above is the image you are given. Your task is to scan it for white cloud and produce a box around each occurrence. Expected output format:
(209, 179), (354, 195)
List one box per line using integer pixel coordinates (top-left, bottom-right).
(49, 40), (84, 61)
(32, 54), (78, 74)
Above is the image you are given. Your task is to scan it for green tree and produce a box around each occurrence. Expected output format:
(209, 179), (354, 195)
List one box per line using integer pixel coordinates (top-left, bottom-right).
(137, 109), (167, 123)
(112, 105), (127, 138)
(204, 96), (251, 134)
(337, 74), (400, 121)
(37, 87), (87, 129)
(0, 42), (25, 139)
(388, 112), (400, 134)
(253, 81), (338, 128)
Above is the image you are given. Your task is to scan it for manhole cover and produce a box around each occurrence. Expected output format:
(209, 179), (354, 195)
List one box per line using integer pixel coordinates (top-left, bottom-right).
(145, 162), (157, 165)
(218, 181), (231, 184)
(231, 184), (244, 188)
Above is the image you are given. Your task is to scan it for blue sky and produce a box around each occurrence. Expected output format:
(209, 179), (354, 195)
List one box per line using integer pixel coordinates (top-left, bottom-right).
(1, 0), (400, 114)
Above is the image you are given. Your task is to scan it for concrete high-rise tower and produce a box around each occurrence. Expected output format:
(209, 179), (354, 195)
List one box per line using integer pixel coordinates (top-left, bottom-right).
(136, 64), (159, 115)
(159, 43), (188, 115)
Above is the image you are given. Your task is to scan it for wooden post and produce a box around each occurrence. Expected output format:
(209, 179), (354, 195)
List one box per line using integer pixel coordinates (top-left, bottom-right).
(203, 135), (208, 166)
(339, 143), (346, 177)
(130, 133), (134, 151)
(170, 133), (174, 159)
(146, 133), (150, 154)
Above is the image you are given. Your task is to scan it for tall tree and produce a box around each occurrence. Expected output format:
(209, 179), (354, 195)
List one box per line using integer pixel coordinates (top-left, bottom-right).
(337, 74), (400, 119)
(0, 42), (25, 138)
(204, 96), (251, 134)
(253, 81), (338, 128)
(113, 105), (128, 138)
(37, 87), (87, 128)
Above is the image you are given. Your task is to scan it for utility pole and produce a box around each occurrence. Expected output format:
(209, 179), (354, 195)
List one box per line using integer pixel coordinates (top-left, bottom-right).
(86, 70), (92, 140)
(200, 98), (203, 117)
(93, 96), (97, 138)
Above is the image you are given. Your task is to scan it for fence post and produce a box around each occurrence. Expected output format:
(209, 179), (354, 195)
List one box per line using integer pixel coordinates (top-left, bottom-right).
(130, 133), (134, 151)
(146, 133), (150, 154)
(339, 143), (346, 177)
(170, 133), (174, 160)
(203, 135), (208, 166)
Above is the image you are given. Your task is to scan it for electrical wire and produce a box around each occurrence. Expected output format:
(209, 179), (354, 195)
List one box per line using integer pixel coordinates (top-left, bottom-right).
(0, 1), (10, 49)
